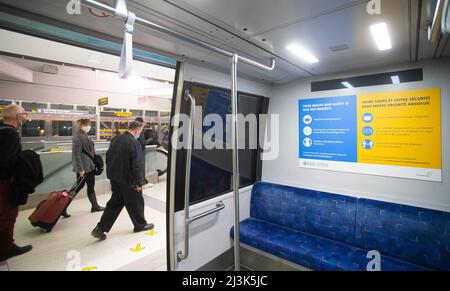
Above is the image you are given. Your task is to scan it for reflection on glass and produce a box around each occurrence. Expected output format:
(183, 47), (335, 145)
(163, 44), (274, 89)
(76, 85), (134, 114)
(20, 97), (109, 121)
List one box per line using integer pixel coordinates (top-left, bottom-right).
(52, 121), (73, 137)
(22, 120), (46, 137)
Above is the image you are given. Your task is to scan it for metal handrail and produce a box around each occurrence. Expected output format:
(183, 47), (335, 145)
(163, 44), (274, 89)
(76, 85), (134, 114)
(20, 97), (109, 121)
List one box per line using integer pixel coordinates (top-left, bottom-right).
(79, 0), (275, 71)
(177, 90), (196, 262)
(187, 202), (225, 224)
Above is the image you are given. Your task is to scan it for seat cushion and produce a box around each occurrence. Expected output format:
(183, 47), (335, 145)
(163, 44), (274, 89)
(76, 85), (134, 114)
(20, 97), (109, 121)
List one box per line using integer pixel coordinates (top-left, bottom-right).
(232, 218), (431, 271)
(356, 199), (450, 271)
(251, 182), (357, 245)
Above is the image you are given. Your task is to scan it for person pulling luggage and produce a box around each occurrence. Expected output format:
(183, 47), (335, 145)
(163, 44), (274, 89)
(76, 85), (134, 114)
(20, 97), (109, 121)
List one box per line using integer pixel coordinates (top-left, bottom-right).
(0, 105), (33, 261)
(64, 117), (105, 218)
(91, 121), (153, 240)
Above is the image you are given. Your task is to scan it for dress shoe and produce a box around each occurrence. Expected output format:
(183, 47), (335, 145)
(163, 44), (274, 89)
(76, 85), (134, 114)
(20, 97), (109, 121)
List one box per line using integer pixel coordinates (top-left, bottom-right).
(0, 244), (33, 262)
(91, 226), (107, 241)
(134, 223), (154, 233)
(91, 206), (105, 213)
(61, 212), (71, 219)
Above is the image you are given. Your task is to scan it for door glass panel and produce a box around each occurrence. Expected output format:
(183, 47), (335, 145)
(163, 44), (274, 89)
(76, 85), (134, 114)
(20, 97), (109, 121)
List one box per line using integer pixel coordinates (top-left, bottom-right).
(174, 83), (268, 211)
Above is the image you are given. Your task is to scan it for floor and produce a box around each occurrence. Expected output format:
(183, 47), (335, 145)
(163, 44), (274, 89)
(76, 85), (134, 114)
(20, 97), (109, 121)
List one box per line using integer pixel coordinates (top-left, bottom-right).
(1, 178), (167, 271)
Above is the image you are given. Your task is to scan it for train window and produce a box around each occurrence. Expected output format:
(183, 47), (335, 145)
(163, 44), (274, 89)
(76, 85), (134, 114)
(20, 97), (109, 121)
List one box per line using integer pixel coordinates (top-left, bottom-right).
(145, 110), (158, 117)
(130, 109), (143, 117)
(52, 121), (73, 137)
(51, 104), (74, 110)
(22, 102), (47, 113)
(21, 120), (46, 137)
(77, 105), (96, 115)
(175, 83), (269, 211)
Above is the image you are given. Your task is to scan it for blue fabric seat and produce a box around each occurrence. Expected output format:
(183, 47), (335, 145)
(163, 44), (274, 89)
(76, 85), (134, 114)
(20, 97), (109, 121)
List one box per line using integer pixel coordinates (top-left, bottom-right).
(231, 218), (429, 271)
(231, 182), (450, 271)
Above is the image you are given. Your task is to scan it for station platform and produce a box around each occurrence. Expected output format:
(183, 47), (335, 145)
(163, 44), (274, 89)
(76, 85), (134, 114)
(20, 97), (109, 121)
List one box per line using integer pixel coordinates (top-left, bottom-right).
(0, 179), (167, 271)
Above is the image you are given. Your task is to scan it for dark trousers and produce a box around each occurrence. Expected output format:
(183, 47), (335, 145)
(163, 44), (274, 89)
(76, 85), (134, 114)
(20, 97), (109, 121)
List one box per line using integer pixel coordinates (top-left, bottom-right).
(0, 180), (18, 256)
(66, 172), (99, 211)
(97, 182), (147, 232)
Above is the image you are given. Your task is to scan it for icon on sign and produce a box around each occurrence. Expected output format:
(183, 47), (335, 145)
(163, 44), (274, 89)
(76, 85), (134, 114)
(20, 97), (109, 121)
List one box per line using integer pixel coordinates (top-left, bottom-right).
(362, 113), (374, 123)
(303, 126), (313, 136)
(362, 126), (374, 137)
(303, 138), (313, 148)
(303, 115), (312, 125)
(362, 139), (374, 150)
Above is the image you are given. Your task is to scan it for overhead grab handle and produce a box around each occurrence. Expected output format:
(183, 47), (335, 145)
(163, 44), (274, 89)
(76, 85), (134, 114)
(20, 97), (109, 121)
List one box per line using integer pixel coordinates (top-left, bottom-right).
(80, 0), (276, 73)
(115, 0), (135, 79)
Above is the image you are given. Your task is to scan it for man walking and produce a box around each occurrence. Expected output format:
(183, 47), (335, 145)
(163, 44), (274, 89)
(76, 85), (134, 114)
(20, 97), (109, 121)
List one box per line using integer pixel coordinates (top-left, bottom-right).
(0, 105), (33, 261)
(91, 121), (153, 240)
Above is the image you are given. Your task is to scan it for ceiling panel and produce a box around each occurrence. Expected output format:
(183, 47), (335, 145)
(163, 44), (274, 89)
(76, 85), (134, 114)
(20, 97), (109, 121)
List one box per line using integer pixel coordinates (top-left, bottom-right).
(167, 0), (364, 37)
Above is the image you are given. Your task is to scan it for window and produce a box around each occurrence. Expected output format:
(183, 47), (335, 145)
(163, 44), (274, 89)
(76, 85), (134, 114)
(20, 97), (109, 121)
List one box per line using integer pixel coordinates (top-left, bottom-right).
(22, 102), (47, 113)
(130, 109), (143, 117)
(160, 111), (171, 117)
(52, 121), (73, 137)
(77, 105), (96, 115)
(51, 104), (74, 110)
(175, 83), (269, 211)
(22, 120), (46, 137)
(145, 110), (158, 117)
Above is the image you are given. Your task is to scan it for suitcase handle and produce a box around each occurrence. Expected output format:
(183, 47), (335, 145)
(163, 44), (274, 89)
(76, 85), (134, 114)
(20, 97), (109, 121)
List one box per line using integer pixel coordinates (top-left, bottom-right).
(68, 176), (87, 198)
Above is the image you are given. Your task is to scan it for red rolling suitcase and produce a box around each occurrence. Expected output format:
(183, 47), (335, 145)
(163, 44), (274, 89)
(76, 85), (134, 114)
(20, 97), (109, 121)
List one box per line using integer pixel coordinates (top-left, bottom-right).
(29, 177), (86, 233)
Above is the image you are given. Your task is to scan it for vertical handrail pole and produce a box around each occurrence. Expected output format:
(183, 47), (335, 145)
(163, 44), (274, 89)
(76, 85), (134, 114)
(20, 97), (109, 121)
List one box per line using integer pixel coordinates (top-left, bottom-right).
(177, 90), (196, 262)
(231, 54), (241, 271)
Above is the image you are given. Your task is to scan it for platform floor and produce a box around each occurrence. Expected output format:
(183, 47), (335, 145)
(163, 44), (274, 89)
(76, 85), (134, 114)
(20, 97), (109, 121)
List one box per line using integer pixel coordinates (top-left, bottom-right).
(0, 178), (167, 271)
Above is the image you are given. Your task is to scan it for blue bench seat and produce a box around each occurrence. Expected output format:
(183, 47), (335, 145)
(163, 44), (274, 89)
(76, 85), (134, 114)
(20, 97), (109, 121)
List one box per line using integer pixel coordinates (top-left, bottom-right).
(230, 182), (450, 271)
(231, 218), (429, 271)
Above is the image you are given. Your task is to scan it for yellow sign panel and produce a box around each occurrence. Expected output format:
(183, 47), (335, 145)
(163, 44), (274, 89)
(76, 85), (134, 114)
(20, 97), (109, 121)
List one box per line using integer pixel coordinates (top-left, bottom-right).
(115, 112), (133, 117)
(357, 88), (441, 169)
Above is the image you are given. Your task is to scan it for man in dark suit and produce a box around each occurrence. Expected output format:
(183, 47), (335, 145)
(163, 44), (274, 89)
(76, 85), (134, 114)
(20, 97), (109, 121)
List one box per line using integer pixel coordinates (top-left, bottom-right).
(0, 105), (33, 261)
(91, 121), (153, 240)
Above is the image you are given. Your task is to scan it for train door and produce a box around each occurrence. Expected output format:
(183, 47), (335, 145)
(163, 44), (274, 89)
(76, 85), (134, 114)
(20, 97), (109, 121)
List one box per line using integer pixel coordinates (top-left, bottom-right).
(167, 64), (269, 271)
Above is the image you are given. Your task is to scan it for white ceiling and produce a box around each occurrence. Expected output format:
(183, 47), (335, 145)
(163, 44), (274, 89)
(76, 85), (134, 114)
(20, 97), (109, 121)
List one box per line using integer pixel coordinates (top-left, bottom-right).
(0, 0), (448, 84)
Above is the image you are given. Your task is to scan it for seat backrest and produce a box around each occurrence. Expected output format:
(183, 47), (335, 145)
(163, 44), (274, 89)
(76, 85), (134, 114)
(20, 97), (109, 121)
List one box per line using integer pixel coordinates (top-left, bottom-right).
(251, 182), (358, 245)
(356, 199), (450, 271)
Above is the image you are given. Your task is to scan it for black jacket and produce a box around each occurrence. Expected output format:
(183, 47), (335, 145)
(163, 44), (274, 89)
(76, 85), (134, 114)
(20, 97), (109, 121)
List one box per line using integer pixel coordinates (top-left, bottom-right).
(106, 131), (145, 187)
(0, 123), (43, 206)
(0, 123), (21, 180)
(11, 150), (44, 206)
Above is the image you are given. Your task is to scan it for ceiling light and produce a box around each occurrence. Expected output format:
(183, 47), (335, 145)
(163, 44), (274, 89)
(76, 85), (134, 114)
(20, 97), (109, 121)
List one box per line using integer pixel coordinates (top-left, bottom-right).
(341, 82), (354, 89)
(286, 43), (319, 64)
(370, 23), (392, 51)
(391, 75), (400, 84)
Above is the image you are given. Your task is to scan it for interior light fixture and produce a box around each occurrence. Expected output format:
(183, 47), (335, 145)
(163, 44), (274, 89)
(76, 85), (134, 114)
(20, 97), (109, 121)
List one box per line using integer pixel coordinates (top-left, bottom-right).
(391, 75), (400, 84)
(286, 43), (319, 64)
(370, 23), (392, 51)
(341, 81), (354, 89)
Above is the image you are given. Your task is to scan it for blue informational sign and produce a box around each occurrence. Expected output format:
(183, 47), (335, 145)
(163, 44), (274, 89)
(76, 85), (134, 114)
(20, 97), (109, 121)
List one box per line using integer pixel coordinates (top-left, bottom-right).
(299, 96), (357, 162)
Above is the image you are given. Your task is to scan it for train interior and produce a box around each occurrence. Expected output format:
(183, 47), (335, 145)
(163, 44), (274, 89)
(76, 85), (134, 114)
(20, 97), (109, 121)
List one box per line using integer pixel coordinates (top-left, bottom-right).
(0, 0), (449, 272)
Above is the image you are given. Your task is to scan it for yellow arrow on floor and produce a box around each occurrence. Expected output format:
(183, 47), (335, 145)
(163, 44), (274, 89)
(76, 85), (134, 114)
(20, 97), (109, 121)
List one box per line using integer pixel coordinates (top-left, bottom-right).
(82, 266), (97, 271)
(145, 229), (158, 236)
(130, 243), (145, 252)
